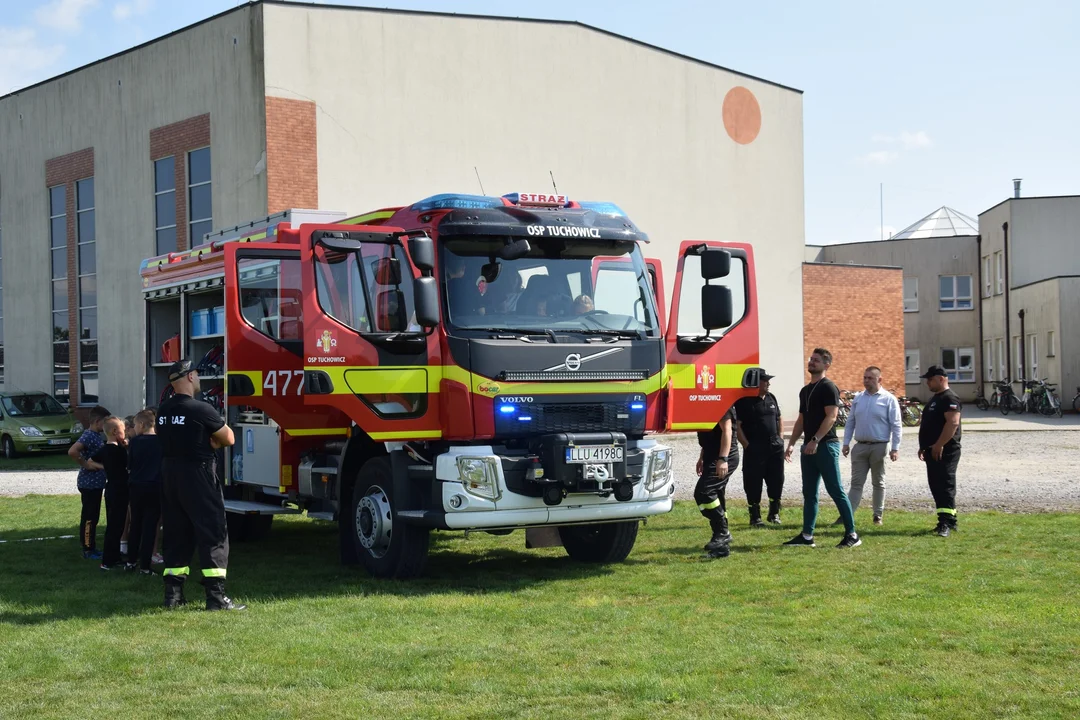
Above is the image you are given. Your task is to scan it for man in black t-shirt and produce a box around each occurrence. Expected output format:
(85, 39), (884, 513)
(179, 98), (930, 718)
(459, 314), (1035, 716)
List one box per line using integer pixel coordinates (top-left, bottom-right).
(695, 406), (740, 558)
(159, 359), (242, 611)
(733, 371), (785, 525)
(783, 348), (860, 549)
(917, 365), (963, 537)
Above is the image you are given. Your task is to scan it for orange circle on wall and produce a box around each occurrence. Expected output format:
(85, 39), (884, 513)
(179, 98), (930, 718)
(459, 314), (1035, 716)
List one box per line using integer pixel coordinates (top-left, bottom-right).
(722, 86), (761, 145)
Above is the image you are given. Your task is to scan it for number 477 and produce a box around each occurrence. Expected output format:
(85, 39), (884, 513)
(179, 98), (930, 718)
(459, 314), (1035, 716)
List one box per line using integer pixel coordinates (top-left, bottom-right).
(263, 370), (305, 396)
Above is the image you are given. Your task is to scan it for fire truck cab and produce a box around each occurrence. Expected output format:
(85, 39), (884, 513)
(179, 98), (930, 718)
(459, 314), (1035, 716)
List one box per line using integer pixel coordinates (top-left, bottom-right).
(141, 192), (759, 578)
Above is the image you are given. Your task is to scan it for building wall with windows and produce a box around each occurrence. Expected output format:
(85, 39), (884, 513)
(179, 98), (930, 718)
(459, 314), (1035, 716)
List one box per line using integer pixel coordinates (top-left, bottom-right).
(0, 8), (268, 414)
(817, 234), (980, 401)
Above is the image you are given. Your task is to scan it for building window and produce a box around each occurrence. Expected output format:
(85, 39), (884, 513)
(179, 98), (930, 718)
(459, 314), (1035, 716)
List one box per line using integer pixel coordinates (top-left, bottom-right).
(995, 251), (1004, 294)
(187, 147), (212, 245)
(1014, 336), (1022, 381)
(903, 277), (918, 313)
(942, 347), (975, 383)
(1028, 334), (1039, 381)
(77, 178), (98, 405)
(939, 275), (973, 311)
(996, 338), (1005, 382)
(985, 340), (994, 381)
(904, 349), (920, 384)
(982, 256), (991, 298)
(49, 184), (69, 405)
(1047, 330), (1056, 357)
(154, 156), (177, 255)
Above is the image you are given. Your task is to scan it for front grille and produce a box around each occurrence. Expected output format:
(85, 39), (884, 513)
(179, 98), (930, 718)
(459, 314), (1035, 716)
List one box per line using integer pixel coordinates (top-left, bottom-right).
(42, 430), (57, 435)
(500, 370), (650, 382)
(518, 402), (634, 434)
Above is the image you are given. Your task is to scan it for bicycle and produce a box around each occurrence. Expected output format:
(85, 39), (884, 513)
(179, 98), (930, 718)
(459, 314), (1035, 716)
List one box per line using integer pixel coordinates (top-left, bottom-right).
(999, 382), (1024, 415)
(898, 396), (922, 427)
(835, 389), (855, 428)
(975, 379), (1010, 411)
(1029, 378), (1062, 418)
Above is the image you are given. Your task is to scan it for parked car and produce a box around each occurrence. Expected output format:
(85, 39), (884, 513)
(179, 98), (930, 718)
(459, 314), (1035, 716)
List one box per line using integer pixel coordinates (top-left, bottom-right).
(0, 392), (84, 459)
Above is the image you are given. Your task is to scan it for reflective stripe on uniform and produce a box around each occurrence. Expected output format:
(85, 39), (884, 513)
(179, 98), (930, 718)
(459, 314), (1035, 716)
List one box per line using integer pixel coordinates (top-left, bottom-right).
(201, 568), (227, 578)
(163, 566), (190, 577)
(698, 499), (721, 511)
(936, 508), (957, 516)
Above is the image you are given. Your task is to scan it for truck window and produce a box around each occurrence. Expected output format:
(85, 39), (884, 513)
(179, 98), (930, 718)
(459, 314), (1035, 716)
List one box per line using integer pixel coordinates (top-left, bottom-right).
(675, 254), (748, 336)
(594, 266), (649, 324)
(315, 242), (417, 334)
(238, 257), (303, 341)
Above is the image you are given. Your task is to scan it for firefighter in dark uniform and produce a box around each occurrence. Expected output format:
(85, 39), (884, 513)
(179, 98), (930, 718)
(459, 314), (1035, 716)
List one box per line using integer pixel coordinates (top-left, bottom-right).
(733, 371), (786, 525)
(917, 365), (962, 537)
(159, 360), (244, 610)
(695, 405), (739, 558)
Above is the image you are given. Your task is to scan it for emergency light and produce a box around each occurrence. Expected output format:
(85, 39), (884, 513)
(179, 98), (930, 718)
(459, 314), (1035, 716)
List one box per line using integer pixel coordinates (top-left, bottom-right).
(410, 193), (504, 212)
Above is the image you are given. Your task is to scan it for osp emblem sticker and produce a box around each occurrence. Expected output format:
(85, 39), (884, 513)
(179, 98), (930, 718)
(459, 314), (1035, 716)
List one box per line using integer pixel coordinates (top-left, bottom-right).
(318, 330), (338, 354)
(697, 364), (715, 390)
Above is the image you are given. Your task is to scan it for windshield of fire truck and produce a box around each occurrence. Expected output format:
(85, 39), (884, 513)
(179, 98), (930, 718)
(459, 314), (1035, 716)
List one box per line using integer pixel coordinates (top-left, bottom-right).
(441, 236), (660, 337)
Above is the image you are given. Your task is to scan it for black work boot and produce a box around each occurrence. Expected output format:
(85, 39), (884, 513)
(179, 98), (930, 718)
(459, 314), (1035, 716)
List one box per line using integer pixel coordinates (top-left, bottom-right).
(205, 579), (247, 611)
(163, 578), (187, 610)
(704, 511), (732, 554)
(749, 504), (765, 527)
(767, 499), (782, 524)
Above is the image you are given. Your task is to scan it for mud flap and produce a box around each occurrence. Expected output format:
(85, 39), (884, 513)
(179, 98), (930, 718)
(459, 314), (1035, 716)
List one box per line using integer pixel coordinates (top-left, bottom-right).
(525, 527), (563, 549)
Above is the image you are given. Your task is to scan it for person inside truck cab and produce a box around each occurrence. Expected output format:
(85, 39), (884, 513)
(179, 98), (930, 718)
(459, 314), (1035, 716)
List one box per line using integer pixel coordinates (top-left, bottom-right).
(573, 294), (594, 315)
(445, 256), (486, 317)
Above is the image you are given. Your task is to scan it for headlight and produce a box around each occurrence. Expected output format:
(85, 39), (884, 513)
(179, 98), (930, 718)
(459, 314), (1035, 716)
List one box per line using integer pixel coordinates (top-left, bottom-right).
(645, 448), (673, 491)
(19, 426), (44, 437)
(72, 422), (84, 433)
(456, 457), (501, 501)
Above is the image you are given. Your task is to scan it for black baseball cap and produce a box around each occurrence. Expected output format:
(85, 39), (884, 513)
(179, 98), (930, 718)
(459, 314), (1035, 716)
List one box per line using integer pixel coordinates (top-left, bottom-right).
(760, 371), (776, 381)
(167, 359), (194, 382)
(919, 365), (947, 379)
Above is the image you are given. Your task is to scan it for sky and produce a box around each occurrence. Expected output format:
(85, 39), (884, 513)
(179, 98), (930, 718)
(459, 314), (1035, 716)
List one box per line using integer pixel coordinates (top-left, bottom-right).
(2, 0), (1078, 246)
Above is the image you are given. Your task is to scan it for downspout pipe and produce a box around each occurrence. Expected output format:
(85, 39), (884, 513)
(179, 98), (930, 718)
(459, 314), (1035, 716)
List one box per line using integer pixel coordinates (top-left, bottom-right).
(976, 234), (984, 387)
(1019, 309), (1026, 384)
(1003, 222), (1011, 384)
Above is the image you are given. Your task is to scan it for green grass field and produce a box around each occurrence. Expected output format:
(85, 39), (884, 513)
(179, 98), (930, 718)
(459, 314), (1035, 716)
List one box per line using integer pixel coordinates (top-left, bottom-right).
(0, 453), (76, 472)
(1, 495), (1078, 719)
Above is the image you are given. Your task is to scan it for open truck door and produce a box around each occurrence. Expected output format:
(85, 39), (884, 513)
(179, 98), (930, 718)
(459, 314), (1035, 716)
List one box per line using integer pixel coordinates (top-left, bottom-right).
(297, 225), (443, 443)
(664, 242), (760, 431)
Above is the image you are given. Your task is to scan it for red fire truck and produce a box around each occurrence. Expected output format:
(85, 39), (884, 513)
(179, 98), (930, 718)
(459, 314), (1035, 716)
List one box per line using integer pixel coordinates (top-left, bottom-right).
(141, 193), (759, 578)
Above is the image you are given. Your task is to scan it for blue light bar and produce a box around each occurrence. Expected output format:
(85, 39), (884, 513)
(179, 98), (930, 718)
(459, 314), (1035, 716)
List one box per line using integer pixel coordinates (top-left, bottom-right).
(410, 193), (504, 213)
(578, 201), (628, 218)
(498, 405), (516, 414)
(518, 416), (533, 422)
(630, 402), (645, 411)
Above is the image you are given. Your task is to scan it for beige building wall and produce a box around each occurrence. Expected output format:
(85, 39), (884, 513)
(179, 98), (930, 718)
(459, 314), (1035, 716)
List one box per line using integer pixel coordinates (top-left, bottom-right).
(1057, 278), (1080, 400)
(819, 235), (980, 400)
(0, 8), (269, 413)
(261, 4), (807, 413)
(1009, 197), (1080, 287)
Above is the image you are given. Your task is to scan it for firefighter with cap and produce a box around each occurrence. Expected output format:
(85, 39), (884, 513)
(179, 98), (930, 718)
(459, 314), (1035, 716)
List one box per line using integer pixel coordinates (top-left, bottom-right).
(732, 370), (786, 525)
(159, 359), (244, 610)
(917, 365), (963, 537)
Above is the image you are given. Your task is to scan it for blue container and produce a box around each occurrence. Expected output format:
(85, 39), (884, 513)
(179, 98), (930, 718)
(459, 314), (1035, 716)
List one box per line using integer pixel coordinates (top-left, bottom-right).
(191, 309), (210, 338)
(212, 305), (225, 335)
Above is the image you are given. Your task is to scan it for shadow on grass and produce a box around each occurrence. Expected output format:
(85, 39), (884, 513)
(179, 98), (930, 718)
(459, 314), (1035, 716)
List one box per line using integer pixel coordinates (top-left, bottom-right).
(0, 520), (617, 625)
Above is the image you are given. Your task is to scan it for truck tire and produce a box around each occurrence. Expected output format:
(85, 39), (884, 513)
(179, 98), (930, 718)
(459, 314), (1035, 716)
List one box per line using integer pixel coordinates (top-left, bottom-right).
(246, 514), (274, 541)
(351, 457), (429, 579)
(559, 521), (639, 564)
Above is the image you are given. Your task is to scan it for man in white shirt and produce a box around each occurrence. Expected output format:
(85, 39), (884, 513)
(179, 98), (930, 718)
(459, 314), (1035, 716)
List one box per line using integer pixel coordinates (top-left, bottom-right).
(840, 366), (902, 526)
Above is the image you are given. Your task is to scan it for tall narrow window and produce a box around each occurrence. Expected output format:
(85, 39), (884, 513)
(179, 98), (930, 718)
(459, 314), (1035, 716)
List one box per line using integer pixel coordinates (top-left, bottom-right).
(77, 178), (97, 405)
(154, 156), (176, 255)
(49, 185), (69, 404)
(984, 340), (994, 381)
(1028, 334), (1038, 381)
(996, 338), (1004, 382)
(903, 277), (918, 312)
(1014, 336), (1022, 381)
(982, 256), (991, 298)
(995, 251), (1004, 294)
(904, 349), (920, 384)
(1047, 330), (1056, 358)
(187, 147), (212, 245)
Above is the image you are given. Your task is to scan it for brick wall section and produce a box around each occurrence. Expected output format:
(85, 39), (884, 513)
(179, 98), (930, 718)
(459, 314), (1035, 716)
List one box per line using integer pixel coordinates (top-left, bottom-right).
(149, 114), (211, 251)
(265, 96), (318, 213)
(45, 148), (94, 407)
(802, 263), (905, 395)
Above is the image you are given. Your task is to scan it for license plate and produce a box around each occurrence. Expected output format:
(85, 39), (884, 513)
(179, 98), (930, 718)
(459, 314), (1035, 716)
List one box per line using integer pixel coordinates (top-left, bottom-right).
(48, 439), (69, 446)
(565, 445), (623, 464)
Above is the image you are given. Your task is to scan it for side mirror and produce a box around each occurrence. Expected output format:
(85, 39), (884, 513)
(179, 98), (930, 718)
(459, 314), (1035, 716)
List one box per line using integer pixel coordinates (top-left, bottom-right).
(371, 257), (402, 286)
(317, 234), (363, 253)
(701, 285), (732, 330)
(498, 238), (531, 261)
(408, 235), (435, 273)
(701, 248), (731, 280)
(413, 276), (439, 328)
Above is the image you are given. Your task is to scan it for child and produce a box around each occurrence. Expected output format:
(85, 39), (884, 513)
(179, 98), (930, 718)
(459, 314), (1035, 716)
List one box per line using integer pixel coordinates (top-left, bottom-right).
(126, 409), (163, 574)
(68, 406), (111, 560)
(92, 416), (130, 570)
(120, 415), (137, 557)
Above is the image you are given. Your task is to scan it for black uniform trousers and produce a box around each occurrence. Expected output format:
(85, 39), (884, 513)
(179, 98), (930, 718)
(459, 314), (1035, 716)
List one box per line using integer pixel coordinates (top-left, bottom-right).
(162, 458), (229, 584)
(128, 484), (162, 571)
(742, 443), (785, 506)
(695, 451), (740, 515)
(925, 444), (961, 525)
(79, 488), (103, 552)
(101, 487), (130, 567)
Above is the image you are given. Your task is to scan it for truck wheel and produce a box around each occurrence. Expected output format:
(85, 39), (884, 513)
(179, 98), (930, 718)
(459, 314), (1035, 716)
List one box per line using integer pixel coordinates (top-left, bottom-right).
(559, 521), (639, 564)
(2, 436), (17, 460)
(351, 457), (429, 579)
(246, 514), (274, 541)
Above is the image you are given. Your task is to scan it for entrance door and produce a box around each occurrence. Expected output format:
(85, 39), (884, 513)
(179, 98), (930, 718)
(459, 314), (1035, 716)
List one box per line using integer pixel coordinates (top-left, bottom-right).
(664, 241), (759, 431)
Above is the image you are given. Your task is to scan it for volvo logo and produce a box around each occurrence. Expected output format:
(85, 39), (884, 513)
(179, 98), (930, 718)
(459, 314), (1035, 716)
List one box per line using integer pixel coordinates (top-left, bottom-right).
(543, 347), (624, 372)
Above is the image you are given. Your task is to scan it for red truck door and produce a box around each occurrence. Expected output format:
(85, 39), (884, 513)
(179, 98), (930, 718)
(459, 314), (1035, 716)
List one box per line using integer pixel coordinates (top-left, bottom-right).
(298, 225), (443, 442)
(664, 241), (760, 431)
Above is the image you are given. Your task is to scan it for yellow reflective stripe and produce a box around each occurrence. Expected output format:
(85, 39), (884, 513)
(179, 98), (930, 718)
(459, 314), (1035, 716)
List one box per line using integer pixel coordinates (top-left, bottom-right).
(668, 363), (755, 390)
(284, 428), (349, 437)
(369, 429), (442, 441)
(936, 508), (957, 515)
(698, 499), (721, 511)
(346, 368), (427, 394)
(340, 211), (396, 225)
(227, 371), (263, 397)
(671, 422), (719, 431)
(202, 568), (227, 578)
(442, 364), (471, 387)
(163, 566), (190, 576)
